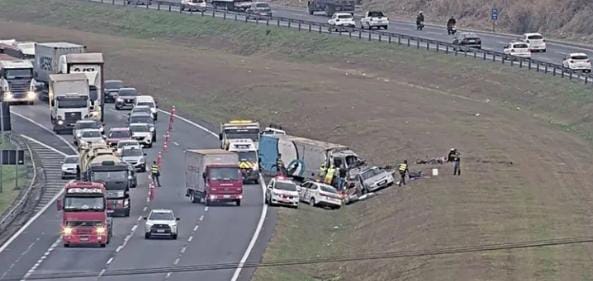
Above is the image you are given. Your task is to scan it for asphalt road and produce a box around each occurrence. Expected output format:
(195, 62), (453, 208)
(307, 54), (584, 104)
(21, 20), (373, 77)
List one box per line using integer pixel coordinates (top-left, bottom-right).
(0, 102), (270, 281)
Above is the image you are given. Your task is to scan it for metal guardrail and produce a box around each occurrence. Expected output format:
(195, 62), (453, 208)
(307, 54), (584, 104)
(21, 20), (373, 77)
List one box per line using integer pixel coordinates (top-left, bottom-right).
(89, 0), (593, 86)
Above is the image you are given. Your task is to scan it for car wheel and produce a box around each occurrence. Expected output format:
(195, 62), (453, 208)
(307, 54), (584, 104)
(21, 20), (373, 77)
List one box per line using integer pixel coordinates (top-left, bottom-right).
(190, 192), (198, 203)
(145, 232), (150, 239)
(236, 199), (241, 206)
(310, 198), (315, 207)
(64, 243), (70, 248)
(172, 234), (178, 240)
(100, 243), (106, 248)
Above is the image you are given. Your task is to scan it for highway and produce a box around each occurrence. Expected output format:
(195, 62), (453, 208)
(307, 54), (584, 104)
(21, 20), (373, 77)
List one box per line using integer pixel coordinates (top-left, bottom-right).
(0, 102), (270, 281)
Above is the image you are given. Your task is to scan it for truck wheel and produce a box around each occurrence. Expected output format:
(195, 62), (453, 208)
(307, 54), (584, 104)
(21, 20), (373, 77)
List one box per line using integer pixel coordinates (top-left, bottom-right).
(190, 192), (199, 203)
(172, 234), (178, 240)
(145, 232), (150, 239)
(124, 209), (130, 217)
(100, 243), (106, 248)
(236, 200), (241, 206)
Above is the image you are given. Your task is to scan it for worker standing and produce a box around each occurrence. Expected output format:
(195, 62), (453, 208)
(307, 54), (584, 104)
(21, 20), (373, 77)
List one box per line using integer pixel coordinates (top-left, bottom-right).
(324, 165), (335, 185)
(275, 154), (285, 176)
(452, 152), (461, 176)
(151, 161), (161, 187)
(398, 160), (409, 187)
(318, 163), (327, 182)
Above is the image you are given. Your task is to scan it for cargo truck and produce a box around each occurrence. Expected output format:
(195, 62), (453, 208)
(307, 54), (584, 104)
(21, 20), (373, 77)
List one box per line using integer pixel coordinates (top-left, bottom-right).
(0, 59), (37, 104)
(48, 73), (91, 133)
(58, 53), (104, 121)
(258, 134), (362, 180)
(220, 120), (261, 149)
(211, 0), (252, 11)
(307, 0), (355, 16)
(80, 143), (132, 216)
(227, 139), (259, 184)
(57, 181), (112, 247)
(34, 42), (86, 101)
(185, 149), (243, 206)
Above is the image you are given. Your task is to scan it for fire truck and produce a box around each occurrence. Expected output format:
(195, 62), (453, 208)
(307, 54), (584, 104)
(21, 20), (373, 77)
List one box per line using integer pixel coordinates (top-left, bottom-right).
(57, 181), (112, 247)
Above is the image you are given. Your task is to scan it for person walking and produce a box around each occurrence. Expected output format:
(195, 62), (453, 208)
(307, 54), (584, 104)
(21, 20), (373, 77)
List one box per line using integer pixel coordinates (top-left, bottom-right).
(452, 152), (461, 176)
(398, 160), (409, 187)
(416, 11), (425, 30)
(151, 161), (161, 187)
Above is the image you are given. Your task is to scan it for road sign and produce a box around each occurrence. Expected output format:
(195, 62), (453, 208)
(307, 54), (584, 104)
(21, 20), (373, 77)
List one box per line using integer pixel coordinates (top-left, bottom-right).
(491, 8), (498, 21)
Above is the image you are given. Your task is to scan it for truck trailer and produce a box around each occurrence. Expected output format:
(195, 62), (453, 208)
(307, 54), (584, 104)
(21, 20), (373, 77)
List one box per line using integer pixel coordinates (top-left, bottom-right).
(185, 149), (243, 206)
(307, 0), (355, 16)
(58, 53), (104, 121)
(211, 0), (252, 11)
(35, 42), (86, 100)
(57, 181), (112, 247)
(48, 73), (91, 133)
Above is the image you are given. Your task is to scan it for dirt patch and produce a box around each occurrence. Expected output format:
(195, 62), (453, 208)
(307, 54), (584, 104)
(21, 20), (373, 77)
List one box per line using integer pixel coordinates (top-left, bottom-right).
(3, 3), (593, 280)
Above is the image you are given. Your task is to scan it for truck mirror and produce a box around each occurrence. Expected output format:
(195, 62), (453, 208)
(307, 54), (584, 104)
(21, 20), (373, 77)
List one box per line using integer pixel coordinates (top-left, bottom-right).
(56, 199), (63, 211)
(218, 133), (222, 140)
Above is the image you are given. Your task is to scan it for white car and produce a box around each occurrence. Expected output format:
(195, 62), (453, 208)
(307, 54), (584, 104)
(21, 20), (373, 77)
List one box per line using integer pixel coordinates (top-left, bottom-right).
(144, 209), (179, 239)
(134, 95), (158, 120)
(522, 33), (546, 52)
(61, 155), (79, 179)
(328, 12), (356, 32)
(180, 0), (207, 12)
(116, 139), (141, 156)
(73, 120), (104, 145)
(129, 124), (153, 148)
(265, 177), (299, 208)
(563, 53), (592, 73)
(77, 129), (106, 149)
(299, 181), (342, 209)
(503, 41), (531, 59)
(360, 11), (388, 30)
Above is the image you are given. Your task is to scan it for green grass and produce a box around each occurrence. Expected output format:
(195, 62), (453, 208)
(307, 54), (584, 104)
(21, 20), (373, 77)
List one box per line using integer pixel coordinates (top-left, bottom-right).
(0, 166), (26, 215)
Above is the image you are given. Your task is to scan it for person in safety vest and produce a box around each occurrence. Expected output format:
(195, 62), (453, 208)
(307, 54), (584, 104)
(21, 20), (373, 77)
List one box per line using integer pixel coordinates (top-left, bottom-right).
(151, 161), (161, 187)
(398, 160), (409, 187)
(324, 165), (336, 185)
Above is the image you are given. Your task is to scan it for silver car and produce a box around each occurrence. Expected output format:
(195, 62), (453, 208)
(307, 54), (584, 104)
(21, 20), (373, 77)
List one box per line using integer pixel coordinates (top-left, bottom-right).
(121, 146), (147, 172)
(73, 120), (104, 145)
(144, 209), (180, 240)
(61, 155), (79, 179)
(357, 166), (394, 193)
(77, 129), (106, 150)
(129, 113), (156, 141)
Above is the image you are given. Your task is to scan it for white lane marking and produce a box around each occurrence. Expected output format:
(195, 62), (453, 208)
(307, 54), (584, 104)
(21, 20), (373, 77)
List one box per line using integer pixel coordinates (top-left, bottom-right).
(165, 272), (172, 278)
(230, 174), (269, 281)
(137, 215), (143, 222)
(99, 269), (106, 277)
(204, 206), (209, 212)
(199, 215), (204, 221)
(106, 257), (114, 265)
(131, 225), (138, 232)
(143, 206), (148, 212)
(193, 225), (199, 232)
(173, 142), (179, 146)
(180, 247), (186, 254)
(187, 236), (193, 242)
(116, 246), (123, 253)
(12, 111), (78, 153)
(22, 238), (61, 280)
(173, 258), (180, 265)
(158, 109), (218, 137)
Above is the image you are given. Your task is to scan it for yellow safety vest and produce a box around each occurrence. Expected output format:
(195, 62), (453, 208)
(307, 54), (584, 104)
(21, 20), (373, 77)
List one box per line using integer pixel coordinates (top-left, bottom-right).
(324, 168), (335, 184)
(398, 163), (408, 172)
(151, 164), (159, 174)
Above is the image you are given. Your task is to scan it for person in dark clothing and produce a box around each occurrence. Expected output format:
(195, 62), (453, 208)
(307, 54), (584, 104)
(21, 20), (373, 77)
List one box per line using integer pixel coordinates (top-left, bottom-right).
(447, 17), (457, 35)
(452, 153), (461, 176)
(398, 160), (409, 187)
(275, 154), (286, 176)
(447, 148), (457, 162)
(416, 11), (425, 30)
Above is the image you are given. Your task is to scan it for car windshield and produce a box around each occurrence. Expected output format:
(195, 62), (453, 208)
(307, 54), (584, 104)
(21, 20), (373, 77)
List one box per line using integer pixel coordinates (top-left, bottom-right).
(368, 11), (384, 17)
(130, 125), (149, 132)
(130, 116), (153, 124)
(57, 96), (87, 109)
(76, 121), (99, 130)
(122, 148), (142, 157)
(5, 68), (32, 79)
(137, 102), (154, 108)
(513, 43), (529, 49)
(82, 130), (101, 138)
(109, 130), (130, 138)
(320, 185), (337, 193)
(210, 167), (240, 181)
(255, 3), (269, 8)
(571, 55), (589, 60)
(91, 171), (127, 182)
(64, 196), (104, 211)
(527, 35), (543, 40)
(64, 156), (78, 164)
(275, 181), (297, 191)
(338, 14), (352, 19)
(238, 151), (257, 162)
(105, 81), (123, 89)
(150, 211), (174, 220)
(118, 89), (137, 96)
(361, 169), (379, 180)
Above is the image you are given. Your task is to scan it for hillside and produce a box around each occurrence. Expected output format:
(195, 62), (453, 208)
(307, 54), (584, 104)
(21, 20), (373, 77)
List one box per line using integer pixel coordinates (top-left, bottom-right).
(276, 0), (593, 42)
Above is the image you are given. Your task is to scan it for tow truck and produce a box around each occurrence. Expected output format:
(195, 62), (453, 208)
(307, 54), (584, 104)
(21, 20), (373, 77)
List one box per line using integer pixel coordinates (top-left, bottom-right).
(57, 181), (112, 247)
(219, 120), (261, 150)
(227, 139), (260, 184)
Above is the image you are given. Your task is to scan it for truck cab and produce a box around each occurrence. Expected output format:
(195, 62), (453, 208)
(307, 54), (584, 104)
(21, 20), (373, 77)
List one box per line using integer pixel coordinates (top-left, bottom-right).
(227, 139), (260, 184)
(220, 120), (261, 150)
(57, 181), (112, 247)
(49, 73), (92, 133)
(58, 53), (104, 121)
(0, 60), (37, 104)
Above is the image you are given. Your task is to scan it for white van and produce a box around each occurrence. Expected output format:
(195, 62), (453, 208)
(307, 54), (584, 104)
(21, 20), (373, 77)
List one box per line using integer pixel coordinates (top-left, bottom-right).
(134, 95), (158, 120)
(523, 33), (546, 52)
(503, 41), (531, 59)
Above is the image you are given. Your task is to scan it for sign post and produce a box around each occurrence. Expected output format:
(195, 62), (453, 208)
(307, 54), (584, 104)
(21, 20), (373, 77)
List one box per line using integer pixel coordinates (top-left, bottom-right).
(491, 7), (498, 32)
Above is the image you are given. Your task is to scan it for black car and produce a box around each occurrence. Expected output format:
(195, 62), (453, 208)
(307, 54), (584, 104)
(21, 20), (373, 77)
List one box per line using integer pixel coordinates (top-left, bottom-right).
(452, 32), (482, 51)
(115, 88), (138, 110)
(104, 80), (124, 103)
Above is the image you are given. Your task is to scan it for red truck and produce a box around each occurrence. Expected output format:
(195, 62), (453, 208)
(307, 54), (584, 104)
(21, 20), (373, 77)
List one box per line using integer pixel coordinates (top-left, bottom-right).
(185, 149), (243, 206)
(57, 181), (112, 247)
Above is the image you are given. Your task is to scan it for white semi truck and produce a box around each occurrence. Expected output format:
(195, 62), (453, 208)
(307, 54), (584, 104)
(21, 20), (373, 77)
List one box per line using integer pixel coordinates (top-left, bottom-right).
(58, 53), (104, 121)
(48, 73), (91, 133)
(34, 42), (86, 101)
(0, 59), (37, 104)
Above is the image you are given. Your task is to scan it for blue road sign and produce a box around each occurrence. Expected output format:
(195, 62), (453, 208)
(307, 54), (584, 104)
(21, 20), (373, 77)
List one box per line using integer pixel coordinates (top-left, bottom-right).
(491, 8), (498, 21)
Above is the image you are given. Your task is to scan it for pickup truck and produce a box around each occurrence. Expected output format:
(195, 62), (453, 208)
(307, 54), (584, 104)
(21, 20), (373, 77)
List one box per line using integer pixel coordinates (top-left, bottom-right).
(360, 11), (389, 30)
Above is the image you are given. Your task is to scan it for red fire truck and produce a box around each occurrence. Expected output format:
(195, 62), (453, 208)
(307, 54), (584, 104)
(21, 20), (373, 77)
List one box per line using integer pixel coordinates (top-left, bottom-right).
(57, 181), (112, 247)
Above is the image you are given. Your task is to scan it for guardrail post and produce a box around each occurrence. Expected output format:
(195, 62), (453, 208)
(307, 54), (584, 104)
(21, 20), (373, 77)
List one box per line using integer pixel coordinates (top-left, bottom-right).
(319, 25), (322, 33)
(528, 60), (532, 70)
(349, 31), (352, 38)
(501, 56), (505, 64)
(298, 22), (301, 31)
(358, 30), (361, 39)
(288, 20), (291, 28)
(223, 12), (226, 20)
(157, 2), (160, 9)
(454, 48), (458, 56)
(561, 69), (564, 78)
(308, 23), (311, 31)
(378, 33), (381, 42)
(473, 51), (477, 58)
(389, 34), (392, 44)
(112, 0), (115, 4)
(445, 45), (449, 54)
(519, 59), (523, 68)
(256, 17), (259, 24)
(416, 40), (419, 49)
(233, 13), (236, 20)
(146, 1), (149, 8)
(101, 0), (103, 4)
(426, 41), (429, 50)
(585, 75), (589, 84)
(544, 64), (548, 73)
(553, 67), (556, 76)
(368, 32), (371, 41)
(245, 14), (248, 22)
(278, 18), (280, 27)
(569, 71), (573, 80)
(212, 9), (215, 17)
(407, 37), (410, 47)
(169, 4), (171, 11)
(267, 18), (270, 26)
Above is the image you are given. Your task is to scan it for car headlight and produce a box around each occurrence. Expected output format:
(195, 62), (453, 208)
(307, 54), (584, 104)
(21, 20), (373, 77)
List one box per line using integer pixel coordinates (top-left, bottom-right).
(145, 222), (154, 228)
(57, 120), (64, 125)
(96, 226), (106, 234)
(116, 97), (123, 102)
(27, 91), (37, 99)
(63, 226), (73, 235)
(149, 127), (155, 132)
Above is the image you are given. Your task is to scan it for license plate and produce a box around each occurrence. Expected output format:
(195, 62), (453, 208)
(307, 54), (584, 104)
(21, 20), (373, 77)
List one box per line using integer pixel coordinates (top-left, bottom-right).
(107, 209), (114, 213)
(157, 229), (165, 233)
(80, 237), (88, 241)
(223, 195), (231, 199)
